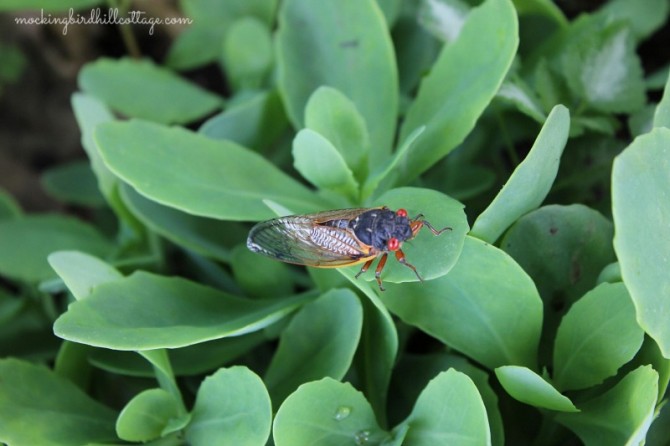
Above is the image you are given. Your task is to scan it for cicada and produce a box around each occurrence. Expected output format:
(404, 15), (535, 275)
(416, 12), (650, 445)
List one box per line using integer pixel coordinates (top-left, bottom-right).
(246, 207), (450, 291)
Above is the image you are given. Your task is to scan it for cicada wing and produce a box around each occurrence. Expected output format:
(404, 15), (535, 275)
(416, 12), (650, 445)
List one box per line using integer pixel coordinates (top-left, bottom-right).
(247, 215), (373, 267)
(302, 208), (375, 224)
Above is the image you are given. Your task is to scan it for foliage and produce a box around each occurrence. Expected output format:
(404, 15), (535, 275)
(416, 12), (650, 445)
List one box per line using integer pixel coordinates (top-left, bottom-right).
(1, 0), (669, 445)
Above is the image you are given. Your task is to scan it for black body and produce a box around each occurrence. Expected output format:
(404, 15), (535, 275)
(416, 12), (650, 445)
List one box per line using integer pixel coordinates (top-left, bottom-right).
(324, 208), (413, 251)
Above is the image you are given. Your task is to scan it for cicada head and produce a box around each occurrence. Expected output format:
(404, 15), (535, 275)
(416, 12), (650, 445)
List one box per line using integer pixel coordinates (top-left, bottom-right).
(350, 208), (413, 252)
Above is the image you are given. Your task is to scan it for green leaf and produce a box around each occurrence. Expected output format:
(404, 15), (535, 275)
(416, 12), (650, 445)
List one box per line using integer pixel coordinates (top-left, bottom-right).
(121, 184), (243, 262)
(634, 337), (670, 401)
(400, 369), (491, 445)
(653, 71), (670, 129)
(0, 288), (24, 326)
(71, 93), (145, 236)
(549, 135), (623, 207)
(561, 18), (645, 114)
(221, 17), (273, 91)
(471, 104), (570, 243)
(48, 251), (122, 300)
(512, 0), (568, 27)
(183, 0), (278, 26)
(393, 12), (441, 95)
(182, 251), (242, 294)
(571, 113), (620, 136)
(79, 58), (223, 125)
(186, 366), (272, 446)
(292, 129), (359, 200)
(337, 267), (398, 425)
(501, 204), (615, 303)
(628, 103), (655, 137)
(89, 334), (266, 377)
(597, 0), (669, 41)
(354, 292), (398, 427)
(441, 163), (495, 201)
(534, 58), (568, 114)
(647, 401), (670, 446)
(389, 353), (504, 446)
(383, 236), (543, 369)
(231, 244), (294, 298)
(0, 294), (58, 359)
(495, 366), (578, 412)
(397, 0), (518, 182)
(95, 120), (322, 221)
(495, 77), (547, 123)
(647, 65), (669, 91)
(265, 289), (363, 406)
(199, 90), (288, 152)
(596, 262), (621, 285)
(556, 366), (658, 445)
(137, 349), (185, 419)
(612, 127), (670, 357)
(304, 86), (370, 178)
(54, 271), (314, 350)
(0, 215), (112, 283)
(41, 161), (105, 207)
(376, 0), (402, 25)
(276, 0), (398, 164)
(553, 282), (644, 391)
(0, 358), (117, 446)
(362, 126), (425, 200)
(116, 389), (181, 442)
(53, 341), (94, 390)
(0, 187), (21, 220)
(166, 0), (278, 70)
(165, 25), (225, 71)
(273, 378), (388, 446)
(308, 268), (348, 292)
(418, 0), (470, 43)
(71, 93), (118, 201)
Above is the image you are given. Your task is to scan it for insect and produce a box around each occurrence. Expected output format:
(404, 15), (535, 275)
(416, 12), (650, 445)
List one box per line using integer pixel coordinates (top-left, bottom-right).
(246, 207), (451, 291)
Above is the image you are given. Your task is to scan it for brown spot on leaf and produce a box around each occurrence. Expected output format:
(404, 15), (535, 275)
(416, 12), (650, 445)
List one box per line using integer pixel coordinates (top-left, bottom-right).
(340, 39), (359, 48)
(570, 259), (582, 284)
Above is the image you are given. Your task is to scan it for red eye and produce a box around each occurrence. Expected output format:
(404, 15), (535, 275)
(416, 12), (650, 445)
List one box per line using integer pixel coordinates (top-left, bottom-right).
(387, 237), (400, 251)
(396, 208), (408, 217)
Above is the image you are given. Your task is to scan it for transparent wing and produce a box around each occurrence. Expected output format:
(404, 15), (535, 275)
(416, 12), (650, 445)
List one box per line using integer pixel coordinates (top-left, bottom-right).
(246, 213), (374, 267)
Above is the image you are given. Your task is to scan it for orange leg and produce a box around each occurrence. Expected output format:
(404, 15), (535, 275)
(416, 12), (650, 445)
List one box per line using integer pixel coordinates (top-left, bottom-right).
(395, 249), (423, 282)
(355, 258), (375, 279)
(356, 255), (390, 291)
(374, 253), (388, 291)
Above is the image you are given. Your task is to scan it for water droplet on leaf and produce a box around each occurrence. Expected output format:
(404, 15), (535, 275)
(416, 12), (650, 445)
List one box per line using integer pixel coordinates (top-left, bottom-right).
(354, 429), (371, 444)
(334, 406), (351, 421)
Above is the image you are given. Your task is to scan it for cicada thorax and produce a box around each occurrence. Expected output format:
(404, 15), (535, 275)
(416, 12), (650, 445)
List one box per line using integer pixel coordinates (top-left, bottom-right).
(347, 208), (414, 252)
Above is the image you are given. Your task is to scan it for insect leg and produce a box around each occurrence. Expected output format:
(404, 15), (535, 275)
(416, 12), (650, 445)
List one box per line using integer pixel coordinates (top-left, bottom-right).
(355, 258), (375, 279)
(410, 214), (452, 236)
(395, 249), (424, 282)
(374, 253), (388, 291)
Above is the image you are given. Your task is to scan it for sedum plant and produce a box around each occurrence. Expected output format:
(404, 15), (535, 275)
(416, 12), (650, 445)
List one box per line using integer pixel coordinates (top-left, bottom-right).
(0, 0), (669, 445)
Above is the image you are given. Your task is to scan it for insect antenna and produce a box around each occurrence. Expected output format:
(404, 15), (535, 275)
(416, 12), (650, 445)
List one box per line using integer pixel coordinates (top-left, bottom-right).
(410, 214), (452, 236)
(422, 220), (452, 235)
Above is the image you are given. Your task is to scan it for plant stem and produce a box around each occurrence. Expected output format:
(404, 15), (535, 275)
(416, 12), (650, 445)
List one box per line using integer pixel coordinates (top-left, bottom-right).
(108, 0), (142, 58)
